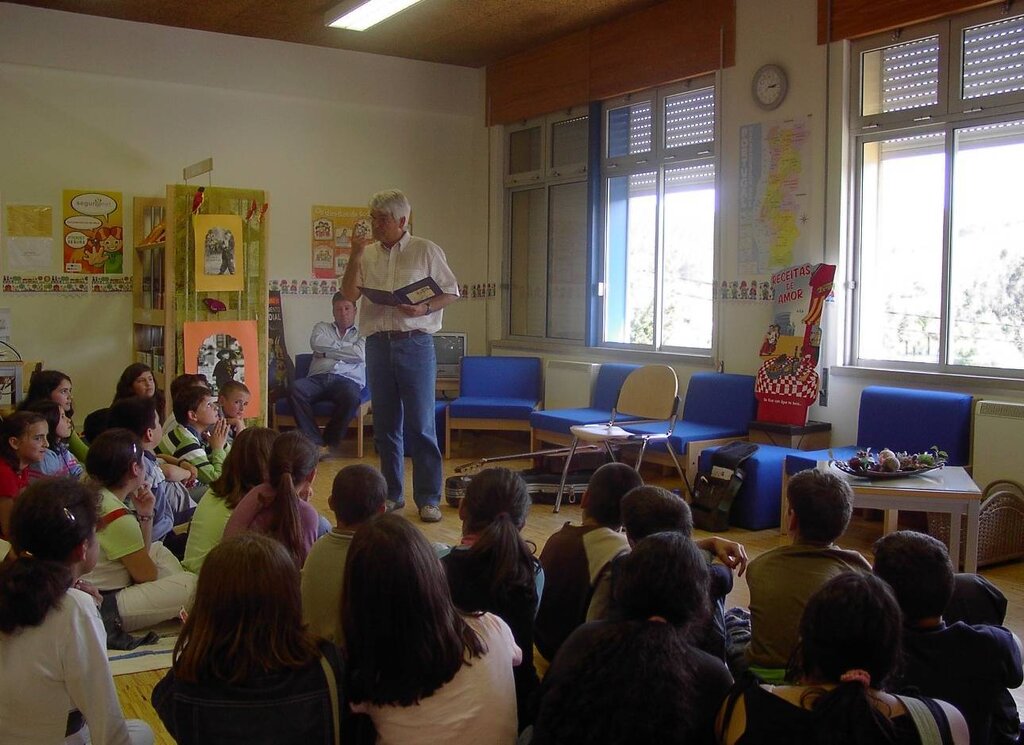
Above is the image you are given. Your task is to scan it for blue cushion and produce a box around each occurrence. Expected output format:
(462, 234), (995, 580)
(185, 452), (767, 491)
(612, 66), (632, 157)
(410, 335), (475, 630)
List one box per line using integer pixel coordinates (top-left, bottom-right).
(592, 364), (641, 410)
(857, 386), (972, 466)
(530, 407), (614, 436)
(295, 353), (313, 379)
(628, 421), (749, 454)
(459, 356), (542, 399)
(682, 372), (758, 428)
(450, 397), (539, 420)
(699, 444), (790, 530)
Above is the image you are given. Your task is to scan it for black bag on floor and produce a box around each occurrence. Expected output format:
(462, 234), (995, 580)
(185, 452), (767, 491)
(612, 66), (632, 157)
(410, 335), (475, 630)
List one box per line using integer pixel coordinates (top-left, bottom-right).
(690, 442), (759, 532)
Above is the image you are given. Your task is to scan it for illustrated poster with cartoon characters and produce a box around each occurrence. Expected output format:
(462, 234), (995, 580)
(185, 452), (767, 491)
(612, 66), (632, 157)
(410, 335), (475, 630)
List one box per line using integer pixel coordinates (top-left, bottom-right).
(62, 190), (123, 274)
(755, 262), (836, 425)
(311, 205), (370, 279)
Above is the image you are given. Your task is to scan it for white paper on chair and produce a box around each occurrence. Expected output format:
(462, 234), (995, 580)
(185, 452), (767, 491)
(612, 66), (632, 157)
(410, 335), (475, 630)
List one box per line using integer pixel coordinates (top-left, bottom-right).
(572, 423), (633, 441)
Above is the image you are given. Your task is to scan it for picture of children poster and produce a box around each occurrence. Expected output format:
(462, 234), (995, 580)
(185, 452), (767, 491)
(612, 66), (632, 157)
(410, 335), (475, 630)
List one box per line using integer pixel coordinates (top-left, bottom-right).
(62, 190), (123, 274)
(310, 205), (369, 279)
(183, 320), (262, 417)
(194, 214), (244, 291)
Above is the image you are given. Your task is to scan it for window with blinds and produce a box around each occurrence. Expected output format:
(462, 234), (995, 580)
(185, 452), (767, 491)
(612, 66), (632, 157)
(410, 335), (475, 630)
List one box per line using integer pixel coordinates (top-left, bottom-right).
(664, 87), (715, 150)
(849, 7), (1024, 375)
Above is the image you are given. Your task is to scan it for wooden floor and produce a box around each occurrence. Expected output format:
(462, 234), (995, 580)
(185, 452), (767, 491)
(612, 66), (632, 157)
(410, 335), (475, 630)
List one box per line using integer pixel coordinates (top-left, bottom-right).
(117, 431), (1024, 744)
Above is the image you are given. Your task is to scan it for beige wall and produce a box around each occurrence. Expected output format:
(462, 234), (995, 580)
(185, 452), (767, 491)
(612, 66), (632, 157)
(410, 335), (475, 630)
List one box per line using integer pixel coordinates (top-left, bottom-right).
(0, 3), (489, 418)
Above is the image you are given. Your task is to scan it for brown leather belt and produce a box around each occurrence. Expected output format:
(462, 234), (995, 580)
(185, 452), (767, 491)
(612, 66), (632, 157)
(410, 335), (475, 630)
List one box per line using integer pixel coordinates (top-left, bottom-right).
(370, 330), (426, 340)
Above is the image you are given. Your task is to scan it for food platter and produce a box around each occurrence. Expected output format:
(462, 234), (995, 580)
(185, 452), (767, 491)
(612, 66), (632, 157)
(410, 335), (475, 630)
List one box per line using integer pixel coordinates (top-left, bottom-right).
(830, 460), (944, 481)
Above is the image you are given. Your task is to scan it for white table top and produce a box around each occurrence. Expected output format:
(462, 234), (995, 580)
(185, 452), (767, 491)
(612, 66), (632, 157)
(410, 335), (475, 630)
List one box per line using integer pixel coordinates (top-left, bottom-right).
(819, 462), (981, 499)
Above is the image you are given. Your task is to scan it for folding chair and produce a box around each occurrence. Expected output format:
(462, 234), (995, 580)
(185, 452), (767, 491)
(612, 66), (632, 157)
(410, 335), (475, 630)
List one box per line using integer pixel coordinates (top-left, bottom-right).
(553, 364), (686, 512)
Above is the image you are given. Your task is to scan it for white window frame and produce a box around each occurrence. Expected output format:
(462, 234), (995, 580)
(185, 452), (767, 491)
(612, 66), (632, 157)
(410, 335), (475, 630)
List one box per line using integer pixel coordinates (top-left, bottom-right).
(848, 5), (1024, 376)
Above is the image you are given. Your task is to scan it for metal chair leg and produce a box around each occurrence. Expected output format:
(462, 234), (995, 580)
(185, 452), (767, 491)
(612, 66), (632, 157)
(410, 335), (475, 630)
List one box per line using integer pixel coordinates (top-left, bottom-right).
(603, 441), (617, 462)
(634, 439), (649, 471)
(553, 437), (580, 513)
(664, 441), (687, 491)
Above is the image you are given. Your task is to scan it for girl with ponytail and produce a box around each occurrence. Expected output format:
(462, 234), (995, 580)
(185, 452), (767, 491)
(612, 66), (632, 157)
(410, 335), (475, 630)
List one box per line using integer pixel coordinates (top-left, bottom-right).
(0, 478), (154, 744)
(441, 467), (541, 730)
(716, 572), (969, 745)
(223, 430), (321, 566)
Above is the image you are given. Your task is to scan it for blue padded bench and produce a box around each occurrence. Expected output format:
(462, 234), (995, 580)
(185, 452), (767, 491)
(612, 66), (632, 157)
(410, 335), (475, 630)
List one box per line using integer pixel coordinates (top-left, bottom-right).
(530, 363), (640, 447)
(273, 353), (371, 457)
(445, 356), (542, 458)
(698, 443), (790, 530)
(638, 372), (758, 475)
(780, 385), (973, 534)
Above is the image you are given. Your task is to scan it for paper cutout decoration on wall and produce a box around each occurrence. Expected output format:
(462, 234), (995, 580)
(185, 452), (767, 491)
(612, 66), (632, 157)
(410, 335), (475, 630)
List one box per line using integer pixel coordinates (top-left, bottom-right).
(183, 320), (261, 417)
(754, 262), (836, 425)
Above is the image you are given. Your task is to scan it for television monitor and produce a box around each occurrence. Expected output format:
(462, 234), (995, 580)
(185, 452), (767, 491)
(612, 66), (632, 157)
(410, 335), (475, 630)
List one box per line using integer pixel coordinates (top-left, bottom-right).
(433, 332), (466, 381)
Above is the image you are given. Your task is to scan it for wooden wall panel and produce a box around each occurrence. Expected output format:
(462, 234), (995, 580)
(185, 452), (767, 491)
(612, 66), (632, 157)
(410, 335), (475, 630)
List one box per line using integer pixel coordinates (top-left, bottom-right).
(818, 0), (1002, 43)
(591, 0), (733, 100)
(486, 0), (735, 125)
(486, 30), (590, 126)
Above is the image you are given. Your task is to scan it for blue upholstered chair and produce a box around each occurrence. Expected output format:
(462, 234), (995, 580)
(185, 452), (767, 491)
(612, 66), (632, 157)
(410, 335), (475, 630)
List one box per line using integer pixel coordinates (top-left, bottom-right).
(633, 372), (758, 476)
(445, 356), (542, 458)
(529, 363), (640, 447)
(272, 353), (371, 457)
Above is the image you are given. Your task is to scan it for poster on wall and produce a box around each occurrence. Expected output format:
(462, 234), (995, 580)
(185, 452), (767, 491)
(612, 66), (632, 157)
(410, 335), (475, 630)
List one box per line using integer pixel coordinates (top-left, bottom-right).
(62, 190), (123, 274)
(183, 320), (262, 417)
(754, 262), (836, 425)
(193, 214), (244, 291)
(267, 289), (295, 415)
(738, 117), (812, 275)
(311, 205), (370, 279)
(5, 204), (54, 272)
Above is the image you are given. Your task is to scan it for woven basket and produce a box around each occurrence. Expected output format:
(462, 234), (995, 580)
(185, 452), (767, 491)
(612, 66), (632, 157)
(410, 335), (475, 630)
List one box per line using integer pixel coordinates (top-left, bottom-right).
(926, 480), (1024, 568)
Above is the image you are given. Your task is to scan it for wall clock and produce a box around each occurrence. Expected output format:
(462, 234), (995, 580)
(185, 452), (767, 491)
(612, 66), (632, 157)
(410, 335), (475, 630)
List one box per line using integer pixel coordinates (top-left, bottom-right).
(752, 64), (788, 111)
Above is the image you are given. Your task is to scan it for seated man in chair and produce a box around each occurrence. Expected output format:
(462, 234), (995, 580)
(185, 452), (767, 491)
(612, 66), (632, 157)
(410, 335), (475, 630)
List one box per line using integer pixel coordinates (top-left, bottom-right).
(290, 292), (365, 458)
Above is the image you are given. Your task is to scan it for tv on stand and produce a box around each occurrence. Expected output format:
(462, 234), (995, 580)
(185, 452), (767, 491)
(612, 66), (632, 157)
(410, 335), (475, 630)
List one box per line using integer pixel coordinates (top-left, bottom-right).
(433, 332), (466, 382)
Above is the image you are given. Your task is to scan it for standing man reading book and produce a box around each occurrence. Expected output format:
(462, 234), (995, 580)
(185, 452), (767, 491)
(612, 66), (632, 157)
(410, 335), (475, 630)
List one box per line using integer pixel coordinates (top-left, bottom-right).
(342, 190), (459, 523)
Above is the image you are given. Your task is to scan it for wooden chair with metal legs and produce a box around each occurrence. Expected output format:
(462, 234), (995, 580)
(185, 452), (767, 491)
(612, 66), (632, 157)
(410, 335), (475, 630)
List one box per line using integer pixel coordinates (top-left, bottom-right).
(553, 364), (686, 512)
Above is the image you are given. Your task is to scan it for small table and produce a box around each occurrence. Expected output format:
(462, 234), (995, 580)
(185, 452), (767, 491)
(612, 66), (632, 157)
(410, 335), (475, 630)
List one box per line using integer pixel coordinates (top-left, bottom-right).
(781, 462), (982, 573)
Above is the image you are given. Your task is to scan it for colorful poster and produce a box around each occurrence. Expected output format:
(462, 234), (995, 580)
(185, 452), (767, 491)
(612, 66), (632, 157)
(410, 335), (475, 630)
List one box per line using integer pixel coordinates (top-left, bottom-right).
(754, 263), (836, 425)
(62, 190), (123, 274)
(738, 118), (812, 274)
(311, 205), (370, 279)
(183, 320), (261, 417)
(193, 214), (244, 291)
(267, 290), (295, 416)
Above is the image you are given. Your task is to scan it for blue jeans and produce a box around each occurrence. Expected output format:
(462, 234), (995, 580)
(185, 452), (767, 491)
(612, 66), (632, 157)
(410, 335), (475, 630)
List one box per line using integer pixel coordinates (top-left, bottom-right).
(290, 373), (362, 447)
(366, 333), (441, 508)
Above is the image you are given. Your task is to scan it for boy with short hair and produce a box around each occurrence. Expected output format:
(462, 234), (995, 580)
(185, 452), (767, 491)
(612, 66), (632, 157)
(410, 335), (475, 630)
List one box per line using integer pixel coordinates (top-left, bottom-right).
(533, 462), (642, 662)
(107, 396), (195, 557)
(157, 374), (209, 450)
(301, 464), (387, 645)
(874, 530), (1023, 745)
(744, 468), (871, 674)
(217, 380), (250, 437)
(161, 386), (229, 485)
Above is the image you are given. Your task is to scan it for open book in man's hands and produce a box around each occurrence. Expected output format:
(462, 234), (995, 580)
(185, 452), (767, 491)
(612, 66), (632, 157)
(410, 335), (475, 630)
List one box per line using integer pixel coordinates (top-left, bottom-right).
(358, 276), (444, 306)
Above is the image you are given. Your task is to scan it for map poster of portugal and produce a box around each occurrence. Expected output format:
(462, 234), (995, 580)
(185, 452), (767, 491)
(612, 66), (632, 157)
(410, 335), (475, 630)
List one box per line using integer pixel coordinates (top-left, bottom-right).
(738, 117), (811, 275)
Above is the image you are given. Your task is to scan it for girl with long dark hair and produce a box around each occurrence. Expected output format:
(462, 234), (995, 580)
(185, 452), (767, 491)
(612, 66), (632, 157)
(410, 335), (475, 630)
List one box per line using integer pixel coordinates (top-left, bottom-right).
(0, 478), (154, 744)
(223, 430), (321, 566)
(19, 368), (88, 460)
(23, 398), (84, 480)
(441, 467), (542, 729)
(153, 533), (346, 744)
(344, 514), (522, 744)
(0, 411), (49, 538)
(111, 363), (166, 420)
(716, 572), (969, 745)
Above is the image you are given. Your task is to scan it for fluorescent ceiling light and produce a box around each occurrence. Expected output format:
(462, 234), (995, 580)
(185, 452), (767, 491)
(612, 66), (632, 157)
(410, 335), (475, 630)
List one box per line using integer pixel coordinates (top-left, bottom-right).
(325, 0), (427, 31)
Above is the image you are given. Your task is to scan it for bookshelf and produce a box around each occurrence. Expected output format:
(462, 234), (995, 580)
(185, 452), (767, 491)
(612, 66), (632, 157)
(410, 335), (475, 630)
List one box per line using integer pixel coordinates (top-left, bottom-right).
(131, 195), (173, 401)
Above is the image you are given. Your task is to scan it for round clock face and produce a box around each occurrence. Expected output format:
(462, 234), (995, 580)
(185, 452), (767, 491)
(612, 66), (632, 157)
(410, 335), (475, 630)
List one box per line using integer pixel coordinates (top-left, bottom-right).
(753, 64), (788, 110)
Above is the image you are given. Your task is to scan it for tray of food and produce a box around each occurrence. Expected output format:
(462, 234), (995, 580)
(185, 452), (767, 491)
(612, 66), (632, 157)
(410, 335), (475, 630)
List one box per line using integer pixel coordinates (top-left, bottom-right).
(830, 447), (947, 480)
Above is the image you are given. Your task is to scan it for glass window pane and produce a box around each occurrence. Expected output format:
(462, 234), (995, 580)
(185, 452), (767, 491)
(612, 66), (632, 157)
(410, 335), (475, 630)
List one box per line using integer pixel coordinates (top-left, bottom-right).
(509, 188), (547, 337)
(508, 127), (541, 177)
(547, 181), (588, 340)
(858, 133), (946, 363)
(861, 36), (940, 116)
(664, 87), (715, 150)
(962, 14), (1024, 100)
(662, 163), (715, 349)
(607, 101), (653, 158)
(949, 119), (1024, 369)
(604, 171), (657, 345)
(551, 115), (588, 170)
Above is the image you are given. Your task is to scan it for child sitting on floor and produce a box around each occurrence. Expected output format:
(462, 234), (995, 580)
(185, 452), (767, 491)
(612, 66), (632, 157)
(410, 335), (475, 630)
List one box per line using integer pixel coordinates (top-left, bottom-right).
(0, 411), (49, 538)
(217, 380), (251, 438)
(160, 386), (230, 486)
(23, 399), (83, 481)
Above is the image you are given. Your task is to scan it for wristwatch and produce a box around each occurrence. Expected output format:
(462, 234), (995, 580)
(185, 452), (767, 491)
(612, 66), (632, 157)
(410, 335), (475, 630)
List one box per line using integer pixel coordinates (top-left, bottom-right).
(424, 301), (432, 315)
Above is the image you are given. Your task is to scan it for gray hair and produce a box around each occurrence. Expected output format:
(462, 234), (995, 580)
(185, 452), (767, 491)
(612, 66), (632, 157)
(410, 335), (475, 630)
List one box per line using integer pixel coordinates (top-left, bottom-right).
(369, 190), (411, 225)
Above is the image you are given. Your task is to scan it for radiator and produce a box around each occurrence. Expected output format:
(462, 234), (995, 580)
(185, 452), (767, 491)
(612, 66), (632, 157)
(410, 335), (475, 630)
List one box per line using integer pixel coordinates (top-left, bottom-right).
(973, 399), (1024, 491)
(544, 360), (599, 409)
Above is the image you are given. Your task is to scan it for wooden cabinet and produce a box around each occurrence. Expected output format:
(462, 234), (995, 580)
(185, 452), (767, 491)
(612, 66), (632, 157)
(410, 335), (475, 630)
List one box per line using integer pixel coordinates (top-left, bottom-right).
(132, 195), (174, 403)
